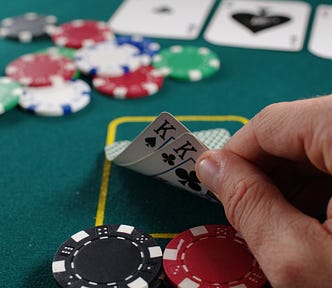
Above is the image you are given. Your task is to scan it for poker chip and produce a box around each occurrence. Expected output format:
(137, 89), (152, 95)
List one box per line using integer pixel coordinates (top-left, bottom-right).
(93, 66), (164, 99)
(0, 77), (23, 114)
(49, 20), (114, 48)
(35, 47), (80, 79)
(52, 224), (163, 288)
(6, 53), (77, 87)
(19, 79), (91, 116)
(116, 35), (160, 57)
(0, 12), (57, 42)
(152, 45), (220, 81)
(163, 224), (267, 288)
(74, 40), (150, 77)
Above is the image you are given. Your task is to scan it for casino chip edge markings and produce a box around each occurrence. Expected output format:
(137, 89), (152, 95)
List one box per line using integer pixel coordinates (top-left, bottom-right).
(52, 224), (163, 288)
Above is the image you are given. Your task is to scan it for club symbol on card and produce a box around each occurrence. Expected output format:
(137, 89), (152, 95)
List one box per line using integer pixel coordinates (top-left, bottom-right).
(153, 5), (173, 14)
(162, 153), (176, 165)
(175, 168), (201, 191)
(232, 8), (291, 33)
(145, 137), (156, 147)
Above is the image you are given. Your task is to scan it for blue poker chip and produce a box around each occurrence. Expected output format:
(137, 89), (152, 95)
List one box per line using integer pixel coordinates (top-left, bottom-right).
(74, 40), (151, 77)
(115, 35), (160, 57)
(19, 79), (91, 116)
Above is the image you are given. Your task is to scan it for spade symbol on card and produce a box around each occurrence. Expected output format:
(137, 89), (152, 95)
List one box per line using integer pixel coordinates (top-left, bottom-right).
(145, 137), (156, 147)
(175, 168), (202, 192)
(232, 8), (291, 33)
(153, 5), (173, 15)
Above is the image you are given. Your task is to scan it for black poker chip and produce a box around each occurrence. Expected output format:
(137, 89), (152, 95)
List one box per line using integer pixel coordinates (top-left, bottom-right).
(0, 12), (57, 42)
(52, 224), (163, 288)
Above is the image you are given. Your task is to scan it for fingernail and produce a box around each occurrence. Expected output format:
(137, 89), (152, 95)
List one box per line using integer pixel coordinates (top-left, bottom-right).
(196, 158), (221, 193)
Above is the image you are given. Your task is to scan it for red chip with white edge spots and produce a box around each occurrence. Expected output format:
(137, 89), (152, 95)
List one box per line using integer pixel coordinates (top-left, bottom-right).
(92, 66), (164, 99)
(163, 225), (267, 288)
(49, 20), (113, 48)
(5, 54), (76, 87)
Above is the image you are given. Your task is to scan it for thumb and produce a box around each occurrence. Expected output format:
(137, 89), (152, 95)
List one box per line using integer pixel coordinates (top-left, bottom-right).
(196, 149), (331, 286)
(196, 149), (305, 237)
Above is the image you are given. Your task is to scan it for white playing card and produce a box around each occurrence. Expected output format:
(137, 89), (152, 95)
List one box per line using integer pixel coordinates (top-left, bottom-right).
(112, 112), (190, 166)
(204, 0), (311, 51)
(104, 128), (231, 162)
(108, 0), (215, 39)
(126, 132), (213, 200)
(308, 5), (332, 59)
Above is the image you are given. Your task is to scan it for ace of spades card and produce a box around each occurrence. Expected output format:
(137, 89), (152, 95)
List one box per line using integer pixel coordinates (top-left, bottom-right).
(204, 0), (311, 51)
(108, 0), (215, 39)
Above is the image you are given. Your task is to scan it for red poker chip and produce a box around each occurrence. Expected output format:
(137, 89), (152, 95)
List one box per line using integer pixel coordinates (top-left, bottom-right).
(5, 54), (76, 87)
(92, 66), (164, 99)
(49, 20), (113, 48)
(163, 225), (267, 288)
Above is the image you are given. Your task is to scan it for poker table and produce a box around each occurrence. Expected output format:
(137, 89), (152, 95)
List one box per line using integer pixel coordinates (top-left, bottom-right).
(1, 0), (331, 287)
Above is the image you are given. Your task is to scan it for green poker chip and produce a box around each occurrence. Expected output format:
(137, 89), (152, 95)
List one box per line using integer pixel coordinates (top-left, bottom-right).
(152, 45), (220, 81)
(0, 77), (23, 114)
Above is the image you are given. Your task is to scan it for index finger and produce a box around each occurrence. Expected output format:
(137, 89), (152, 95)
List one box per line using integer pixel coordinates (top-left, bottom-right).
(224, 95), (332, 174)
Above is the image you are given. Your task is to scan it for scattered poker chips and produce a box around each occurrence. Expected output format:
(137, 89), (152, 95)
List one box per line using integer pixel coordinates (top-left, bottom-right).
(93, 66), (164, 99)
(49, 20), (113, 48)
(6, 53), (76, 87)
(52, 224), (163, 288)
(74, 40), (150, 77)
(163, 224), (267, 288)
(19, 79), (91, 116)
(0, 12), (57, 42)
(0, 77), (23, 114)
(153, 45), (220, 81)
(116, 35), (160, 57)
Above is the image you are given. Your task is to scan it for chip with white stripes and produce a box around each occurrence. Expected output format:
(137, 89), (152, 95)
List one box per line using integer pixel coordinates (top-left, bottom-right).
(52, 224), (163, 288)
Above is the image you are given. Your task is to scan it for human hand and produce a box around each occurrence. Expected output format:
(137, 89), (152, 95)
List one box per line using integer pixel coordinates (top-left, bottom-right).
(195, 95), (332, 288)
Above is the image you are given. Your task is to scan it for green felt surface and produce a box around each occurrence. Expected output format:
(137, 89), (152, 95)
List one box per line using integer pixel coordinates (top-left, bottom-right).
(0, 0), (331, 287)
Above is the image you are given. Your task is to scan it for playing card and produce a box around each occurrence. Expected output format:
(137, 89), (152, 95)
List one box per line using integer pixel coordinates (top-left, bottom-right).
(112, 112), (190, 165)
(105, 128), (231, 162)
(308, 5), (332, 59)
(126, 132), (212, 199)
(204, 0), (311, 51)
(108, 0), (215, 39)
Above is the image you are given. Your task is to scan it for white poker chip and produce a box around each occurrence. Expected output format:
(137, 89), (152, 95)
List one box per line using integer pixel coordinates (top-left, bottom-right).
(19, 79), (91, 116)
(74, 40), (150, 77)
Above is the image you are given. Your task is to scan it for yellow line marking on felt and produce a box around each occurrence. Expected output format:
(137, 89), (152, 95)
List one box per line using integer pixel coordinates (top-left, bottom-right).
(95, 115), (249, 231)
(150, 233), (178, 239)
(95, 159), (111, 227)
